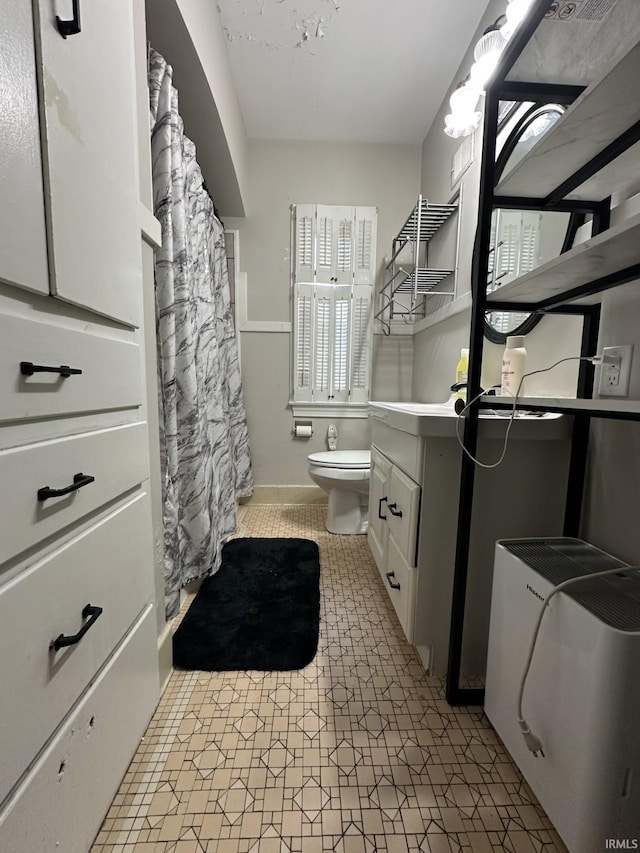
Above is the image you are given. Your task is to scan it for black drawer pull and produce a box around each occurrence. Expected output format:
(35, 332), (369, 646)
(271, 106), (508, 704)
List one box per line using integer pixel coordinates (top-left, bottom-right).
(50, 604), (102, 652)
(388, 502), (403, 518)
(56, 0), (81, 38)
(21, 361), (82, 378)
(38, 472), (95, 501)
(378, 496), (388, 520)
(386, 571), (401, 590)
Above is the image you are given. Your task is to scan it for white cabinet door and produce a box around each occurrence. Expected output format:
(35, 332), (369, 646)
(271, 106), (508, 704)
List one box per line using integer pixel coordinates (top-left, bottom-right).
(386, 534), (417, 642)
(0, 0), (48, 295)
(386, 465), (421, 567)
(34, 0), (141, 327)
(368, 447), (391, 570)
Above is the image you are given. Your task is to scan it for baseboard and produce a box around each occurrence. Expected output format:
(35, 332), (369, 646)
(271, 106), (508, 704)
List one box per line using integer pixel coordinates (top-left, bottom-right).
(239, 486), (327, 505)
(157, 623), (173, 695)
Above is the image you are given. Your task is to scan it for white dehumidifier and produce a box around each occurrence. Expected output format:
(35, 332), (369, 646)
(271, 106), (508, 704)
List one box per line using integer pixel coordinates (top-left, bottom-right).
(485, 538), (640, 852)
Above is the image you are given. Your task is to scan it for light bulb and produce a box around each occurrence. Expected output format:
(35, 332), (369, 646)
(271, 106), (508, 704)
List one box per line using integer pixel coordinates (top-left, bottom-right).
(444, 84), (482, 138)
(501, 0), (536, 41)
(470, 27), (507, 92)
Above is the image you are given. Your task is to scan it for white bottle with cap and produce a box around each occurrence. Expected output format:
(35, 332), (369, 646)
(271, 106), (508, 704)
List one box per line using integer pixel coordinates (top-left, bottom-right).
(501, 335), (527, 397)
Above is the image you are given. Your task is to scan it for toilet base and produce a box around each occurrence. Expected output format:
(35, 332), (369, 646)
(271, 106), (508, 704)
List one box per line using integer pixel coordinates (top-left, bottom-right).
(326, 489), (369, 535)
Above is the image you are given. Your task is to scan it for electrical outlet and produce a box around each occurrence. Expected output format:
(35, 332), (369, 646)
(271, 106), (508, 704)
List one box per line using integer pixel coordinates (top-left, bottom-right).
(598, 345), (634, 397)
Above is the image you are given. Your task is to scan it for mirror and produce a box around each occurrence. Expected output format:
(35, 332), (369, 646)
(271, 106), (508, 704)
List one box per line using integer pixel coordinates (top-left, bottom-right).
(485, 103), (574, 343)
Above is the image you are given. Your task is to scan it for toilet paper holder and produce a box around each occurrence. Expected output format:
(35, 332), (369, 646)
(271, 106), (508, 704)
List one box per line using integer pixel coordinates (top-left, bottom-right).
(293, 420), (313, 439)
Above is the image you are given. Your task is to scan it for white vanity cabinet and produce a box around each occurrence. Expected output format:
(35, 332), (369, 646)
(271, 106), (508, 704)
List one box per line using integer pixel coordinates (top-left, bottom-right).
(0, 3), (160, 852)
(368, 402), (572, 680)
(368, 429), (422, 643)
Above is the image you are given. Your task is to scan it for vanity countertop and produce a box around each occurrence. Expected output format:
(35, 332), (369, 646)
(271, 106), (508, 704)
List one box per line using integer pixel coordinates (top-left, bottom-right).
(368, 400), (571, 439)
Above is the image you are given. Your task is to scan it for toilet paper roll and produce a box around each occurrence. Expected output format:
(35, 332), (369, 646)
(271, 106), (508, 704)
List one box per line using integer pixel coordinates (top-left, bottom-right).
(294, 424), (313, 438)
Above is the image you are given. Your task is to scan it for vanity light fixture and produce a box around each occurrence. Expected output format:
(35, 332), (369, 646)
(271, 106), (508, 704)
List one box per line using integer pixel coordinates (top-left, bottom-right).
(444, 79), (482, 139)
(443, 0), (536, 138)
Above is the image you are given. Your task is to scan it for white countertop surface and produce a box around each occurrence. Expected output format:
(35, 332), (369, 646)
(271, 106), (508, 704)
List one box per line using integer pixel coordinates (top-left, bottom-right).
(369, 400), (570, 439)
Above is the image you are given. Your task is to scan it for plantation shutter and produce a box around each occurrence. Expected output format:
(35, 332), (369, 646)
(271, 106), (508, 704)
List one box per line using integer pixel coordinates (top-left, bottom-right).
(349, 284), (372, 403)
(295, 204), (314, 281)
(315, 204), (334, 284)
(292, 204), (376, 406)
(495, 210), (521, 288)
(335, 212), (354, 284)
(313, 285), (332, 401)
(354, 206), (377, 284)
(520, 211), (541, 275)
(293, 282), (314, 402)
(331, 285), (352, 403)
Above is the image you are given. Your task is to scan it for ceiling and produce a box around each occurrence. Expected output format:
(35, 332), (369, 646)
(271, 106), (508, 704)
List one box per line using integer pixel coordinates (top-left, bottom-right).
(217, 0), (494, 145)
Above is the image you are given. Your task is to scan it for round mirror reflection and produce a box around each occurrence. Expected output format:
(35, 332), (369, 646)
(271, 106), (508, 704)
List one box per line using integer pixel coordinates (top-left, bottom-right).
(485, 103), (572, 343)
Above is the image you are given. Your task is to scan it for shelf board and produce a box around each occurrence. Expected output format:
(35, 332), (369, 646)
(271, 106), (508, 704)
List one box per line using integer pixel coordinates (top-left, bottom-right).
(480, 396), (640, 420)
(496, 40), (640, 201)
(393, 268), (454, 295)
(485, 210), (640, 306)
(564, 139), (640, 202)
(396, 197), (457, 244)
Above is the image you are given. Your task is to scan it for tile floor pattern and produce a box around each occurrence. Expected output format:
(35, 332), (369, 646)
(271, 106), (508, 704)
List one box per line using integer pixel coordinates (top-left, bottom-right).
(92, 505), (568, 853)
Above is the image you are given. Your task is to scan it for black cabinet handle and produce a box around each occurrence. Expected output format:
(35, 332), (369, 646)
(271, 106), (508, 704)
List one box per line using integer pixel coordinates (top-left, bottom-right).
(386, 571), (401, 590)
(38, 472), (95, 502)
(50, 604), (102, 652)
(56, 0), (81, 38)
(388, 502), (403, 518)
(21, 361), (82, 378)
(378, 496), (388, 520)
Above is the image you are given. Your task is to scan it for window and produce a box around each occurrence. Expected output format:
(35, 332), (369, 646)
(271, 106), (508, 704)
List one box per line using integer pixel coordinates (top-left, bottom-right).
(291, 204), (377, 415)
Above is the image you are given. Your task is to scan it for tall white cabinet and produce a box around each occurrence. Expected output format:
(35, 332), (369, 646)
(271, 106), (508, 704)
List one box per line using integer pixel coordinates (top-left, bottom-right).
(0, 2), (160, 850)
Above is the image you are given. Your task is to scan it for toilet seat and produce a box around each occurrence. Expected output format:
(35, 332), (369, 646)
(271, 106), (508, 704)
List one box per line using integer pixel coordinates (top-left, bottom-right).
(307, 450), (370, 470)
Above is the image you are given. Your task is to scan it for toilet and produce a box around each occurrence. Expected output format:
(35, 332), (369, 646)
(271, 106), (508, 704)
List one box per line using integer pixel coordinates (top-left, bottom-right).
(307, 450), (371, 535)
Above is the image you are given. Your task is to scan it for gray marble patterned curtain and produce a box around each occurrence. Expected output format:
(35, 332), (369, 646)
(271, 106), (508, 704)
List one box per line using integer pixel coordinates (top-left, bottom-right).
(148, 48), (253, 620)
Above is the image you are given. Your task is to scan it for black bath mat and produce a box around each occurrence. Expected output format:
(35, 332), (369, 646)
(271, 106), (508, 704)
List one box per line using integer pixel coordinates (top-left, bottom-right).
(172, 538), (321, 671)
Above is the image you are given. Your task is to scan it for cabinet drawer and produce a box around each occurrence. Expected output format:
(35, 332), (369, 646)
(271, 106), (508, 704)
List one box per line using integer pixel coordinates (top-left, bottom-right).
(371, 423), (424, 480)
(0, 314), (141, 423)
(0, 493), (154, 806)
(383, 535), (417, 643)
(0, 606), (158, 852)
(0, 422), (149, 564)
(386, 466), (420, 567)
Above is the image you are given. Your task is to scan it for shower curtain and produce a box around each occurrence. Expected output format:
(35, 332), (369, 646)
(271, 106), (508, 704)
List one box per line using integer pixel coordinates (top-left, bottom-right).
(148, 48), (253, 620)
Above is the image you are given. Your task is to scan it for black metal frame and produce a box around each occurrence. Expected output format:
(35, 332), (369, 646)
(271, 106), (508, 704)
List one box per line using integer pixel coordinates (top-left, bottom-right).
(445, 0), (640, 705)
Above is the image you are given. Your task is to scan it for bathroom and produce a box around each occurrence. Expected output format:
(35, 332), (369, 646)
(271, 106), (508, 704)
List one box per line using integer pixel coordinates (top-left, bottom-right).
(1, 0), (640, 850)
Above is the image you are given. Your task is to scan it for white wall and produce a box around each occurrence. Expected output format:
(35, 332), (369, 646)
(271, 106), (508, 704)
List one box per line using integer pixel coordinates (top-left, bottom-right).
(582, 280), (640, 563)
(226, 139), (421, 485)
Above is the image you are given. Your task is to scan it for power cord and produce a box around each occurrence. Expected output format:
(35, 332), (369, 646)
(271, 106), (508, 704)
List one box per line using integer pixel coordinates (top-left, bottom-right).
(455, 354), (610, 468)
(517, 564), (640, 758)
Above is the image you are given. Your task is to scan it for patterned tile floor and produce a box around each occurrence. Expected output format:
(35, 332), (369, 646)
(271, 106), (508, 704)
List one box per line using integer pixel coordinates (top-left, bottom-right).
(92, 505), (568, 853)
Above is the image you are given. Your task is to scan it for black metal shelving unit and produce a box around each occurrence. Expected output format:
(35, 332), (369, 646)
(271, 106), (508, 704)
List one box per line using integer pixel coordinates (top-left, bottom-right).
(446, 0), (640, 705)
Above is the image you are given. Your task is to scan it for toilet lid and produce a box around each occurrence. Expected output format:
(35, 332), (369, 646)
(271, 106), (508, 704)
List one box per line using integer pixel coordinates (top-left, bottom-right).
(308, 450), (371, 469)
